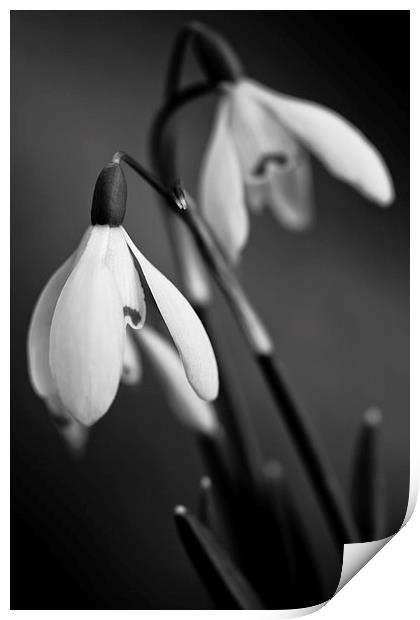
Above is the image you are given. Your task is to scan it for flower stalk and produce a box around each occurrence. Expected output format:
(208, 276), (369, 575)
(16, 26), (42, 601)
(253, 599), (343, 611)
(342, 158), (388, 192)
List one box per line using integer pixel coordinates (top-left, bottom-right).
(181, 191), (359, 545)
(149, 22), (363, 550)
(114, 149), (263, 494)
(113, 148), (358, 545)
(151, 70), (265, 494)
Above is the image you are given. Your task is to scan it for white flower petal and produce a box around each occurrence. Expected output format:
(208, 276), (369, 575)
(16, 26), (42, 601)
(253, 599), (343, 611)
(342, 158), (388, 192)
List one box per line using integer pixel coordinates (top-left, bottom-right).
(123, 229), (219, 401)
(136, 326), (217, 435)
(230, 82), (298, 176)
(244, 79), (394, 206)
(50, 226), (125, 426)
(121, 329), (142, 386)
(28, 257), (74, 399)
(27, 228), (92, 399)
(105, 228), (146, 329)
(198, 96), (249, 264)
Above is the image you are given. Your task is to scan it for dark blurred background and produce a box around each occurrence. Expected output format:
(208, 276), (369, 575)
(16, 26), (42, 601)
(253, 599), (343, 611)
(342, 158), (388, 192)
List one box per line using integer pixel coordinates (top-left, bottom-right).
(11, 11), (409, 610)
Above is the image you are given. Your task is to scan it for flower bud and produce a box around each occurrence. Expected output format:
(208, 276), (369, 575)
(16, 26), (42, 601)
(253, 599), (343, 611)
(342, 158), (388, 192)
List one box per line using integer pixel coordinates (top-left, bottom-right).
(193, 24), (244, 83)
(91, 163), (127, 227)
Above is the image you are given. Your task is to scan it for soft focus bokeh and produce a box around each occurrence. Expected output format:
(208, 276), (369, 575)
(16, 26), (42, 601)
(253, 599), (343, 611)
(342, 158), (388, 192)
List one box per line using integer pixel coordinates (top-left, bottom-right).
(11, 11), (409, 609)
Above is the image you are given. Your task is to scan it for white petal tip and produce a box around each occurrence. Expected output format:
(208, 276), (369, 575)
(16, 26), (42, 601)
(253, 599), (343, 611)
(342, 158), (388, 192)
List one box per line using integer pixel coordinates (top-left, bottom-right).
(57, 396), (116, 428)
(192, 372), (219, 403)
(365, 189), (394, 208)
(377, 185), (395, 208)
(365, 165), (395, 206)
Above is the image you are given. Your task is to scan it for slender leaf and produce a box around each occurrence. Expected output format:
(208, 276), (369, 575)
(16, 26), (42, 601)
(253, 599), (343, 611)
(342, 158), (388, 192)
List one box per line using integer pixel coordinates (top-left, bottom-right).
(174, 505), (264, 610)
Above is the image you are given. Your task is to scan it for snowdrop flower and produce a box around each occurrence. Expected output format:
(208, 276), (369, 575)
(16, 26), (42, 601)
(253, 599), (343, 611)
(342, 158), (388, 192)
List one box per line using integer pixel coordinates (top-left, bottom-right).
(196, 33), (394, 263)
(28, 163), (219, 428)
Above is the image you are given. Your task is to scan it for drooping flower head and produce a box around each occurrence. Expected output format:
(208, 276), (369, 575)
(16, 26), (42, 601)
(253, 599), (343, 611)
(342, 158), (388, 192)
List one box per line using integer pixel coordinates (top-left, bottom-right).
(194, 25), (395, 263)
(28, 163), (219, 428)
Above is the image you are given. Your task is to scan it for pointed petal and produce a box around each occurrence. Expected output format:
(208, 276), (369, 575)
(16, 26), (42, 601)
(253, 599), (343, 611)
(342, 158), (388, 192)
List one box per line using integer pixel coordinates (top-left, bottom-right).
(105, 228), (146, 329)
(244, 79), (395, 205)
(198, 96), (249, 264)
(50, 226), (125, 426)
(27, 229), (91, 399)
(123, 229), (219, 401)
(121, 329), (142, 386)
(136, 326), (217, 435)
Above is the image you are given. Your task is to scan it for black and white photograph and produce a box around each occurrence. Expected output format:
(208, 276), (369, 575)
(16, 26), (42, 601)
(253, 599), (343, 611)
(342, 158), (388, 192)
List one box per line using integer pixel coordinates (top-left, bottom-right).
(10, 9), (410, 612)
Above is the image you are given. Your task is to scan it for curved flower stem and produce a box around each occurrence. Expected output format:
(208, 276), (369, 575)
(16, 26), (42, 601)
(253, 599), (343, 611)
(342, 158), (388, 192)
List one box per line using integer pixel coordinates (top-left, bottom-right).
(164, 22), (202, 101)
(183, 196), (359, 546)
(150, 82), (220, 183)
(113, 149), (359, 547)
(114, 148), (262, 493)
(150, 84), (265, 496)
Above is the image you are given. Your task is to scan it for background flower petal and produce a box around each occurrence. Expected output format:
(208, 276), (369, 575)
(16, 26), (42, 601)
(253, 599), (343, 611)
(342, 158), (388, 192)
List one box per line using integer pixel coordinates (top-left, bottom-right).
(123, 229), (219, 402)
(264, 152), (314, 230)
(230, 82), (298, 176)
(198, 96), (249, 264)
(245, 79), (395, 206)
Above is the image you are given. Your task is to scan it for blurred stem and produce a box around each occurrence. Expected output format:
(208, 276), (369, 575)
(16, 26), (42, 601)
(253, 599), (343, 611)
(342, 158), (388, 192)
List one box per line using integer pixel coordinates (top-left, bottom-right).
(351, 408), (385, 540)
(150, 73), (264, 494)
(164, 22), (202, 100)
(263, 461), (329, 605)
(195, 304), (263, 493)
(149, 83), (216, 308)
(114, 149), (359, 547)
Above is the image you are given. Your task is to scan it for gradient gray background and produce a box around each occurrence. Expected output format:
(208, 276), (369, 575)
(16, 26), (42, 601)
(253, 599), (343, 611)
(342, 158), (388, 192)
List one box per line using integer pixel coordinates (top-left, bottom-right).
(11, 11), (409, 609)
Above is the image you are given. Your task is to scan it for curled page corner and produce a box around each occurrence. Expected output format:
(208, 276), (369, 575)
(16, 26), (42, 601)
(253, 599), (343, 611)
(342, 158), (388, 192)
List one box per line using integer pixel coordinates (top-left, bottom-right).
(336, 537), (392, 593)
(257, 602), (326, 618)
(335, 467), (418, 597)
(271, 471), (419, 618)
